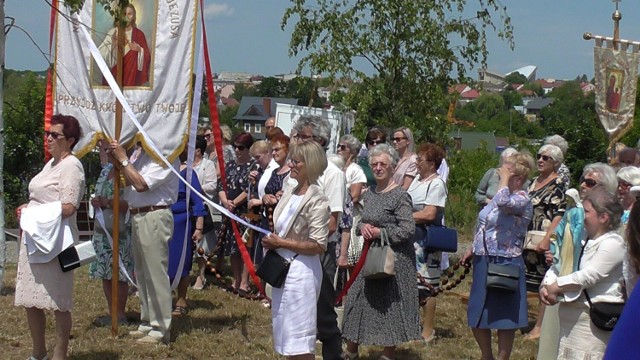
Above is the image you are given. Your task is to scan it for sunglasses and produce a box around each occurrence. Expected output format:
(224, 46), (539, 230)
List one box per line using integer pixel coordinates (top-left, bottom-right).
(337, 144), (348, 151)
(537, 154), (552, 161)
(618, 180), (632, 188)
(233, 144), (246, 151)
(293, 133), (314, 141)
(203, 133), (212, 139)
(287, 158), (302, 166)
(367, 139), (384, 146)
(392, 137), (407, 142)
(581, 178), (598, 188)
(272, 146), (283, 153)
(45, 130), (66, 140)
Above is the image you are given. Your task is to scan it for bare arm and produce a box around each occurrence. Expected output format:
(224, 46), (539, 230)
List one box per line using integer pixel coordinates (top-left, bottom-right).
(413, 205), (438, 224)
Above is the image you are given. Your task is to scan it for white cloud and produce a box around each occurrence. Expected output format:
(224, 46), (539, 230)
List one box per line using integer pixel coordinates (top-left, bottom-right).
(204, 3), (235, 19)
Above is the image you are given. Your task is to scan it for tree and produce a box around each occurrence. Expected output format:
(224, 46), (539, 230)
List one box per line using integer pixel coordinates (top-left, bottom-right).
(523, 82), (544, 97)
(502, 89), (523, 110)
(254, 77), (285, 98)
(504, 71), (527, 85)
(230, 83), (256, 102)
(282, 0), (513, 143)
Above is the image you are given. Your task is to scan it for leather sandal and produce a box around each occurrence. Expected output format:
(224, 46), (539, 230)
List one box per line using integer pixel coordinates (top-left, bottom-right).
(172, 305), (188, 316)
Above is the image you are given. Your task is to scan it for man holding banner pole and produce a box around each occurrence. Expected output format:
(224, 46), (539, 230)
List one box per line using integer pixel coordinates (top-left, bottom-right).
(107, 141), (179, 344)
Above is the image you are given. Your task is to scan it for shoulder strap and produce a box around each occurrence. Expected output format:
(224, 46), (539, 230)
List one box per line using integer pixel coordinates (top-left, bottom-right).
(578, 239), (595, 307)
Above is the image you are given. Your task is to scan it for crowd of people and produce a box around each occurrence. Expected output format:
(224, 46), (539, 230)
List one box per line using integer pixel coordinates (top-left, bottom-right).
(12, 113), (640, 360)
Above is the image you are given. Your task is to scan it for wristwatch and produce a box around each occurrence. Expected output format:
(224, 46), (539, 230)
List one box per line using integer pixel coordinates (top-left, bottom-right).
(120, 159), (129, 167)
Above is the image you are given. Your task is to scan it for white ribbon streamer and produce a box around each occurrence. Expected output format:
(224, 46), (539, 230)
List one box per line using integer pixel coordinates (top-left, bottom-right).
(79, 25), (271, 238)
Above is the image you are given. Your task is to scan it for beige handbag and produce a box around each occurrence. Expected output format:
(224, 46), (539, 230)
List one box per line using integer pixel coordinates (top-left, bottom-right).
(524, 230), (546, 250)
(362, 228), (396, 279)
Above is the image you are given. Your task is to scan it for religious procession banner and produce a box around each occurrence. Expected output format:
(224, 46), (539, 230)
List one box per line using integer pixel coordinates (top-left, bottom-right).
(53, 0), (198, 161)
(594, 46), (640, 143)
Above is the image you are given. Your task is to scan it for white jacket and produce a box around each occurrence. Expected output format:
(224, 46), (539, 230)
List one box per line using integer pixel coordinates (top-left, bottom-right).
(543, 231), (625, 305)
(20, 201), (73, 263)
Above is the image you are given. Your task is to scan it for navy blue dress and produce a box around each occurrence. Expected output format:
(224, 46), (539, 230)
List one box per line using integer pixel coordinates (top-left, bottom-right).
(168, 169), (207, 281)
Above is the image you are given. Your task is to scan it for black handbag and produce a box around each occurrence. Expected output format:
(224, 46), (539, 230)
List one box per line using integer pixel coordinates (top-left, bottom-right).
(486, 262), (520, 292)
(256, 250), (299, 288)
(583, 289), (624, 331)
(482, 229), (520, 293)
(578, 243), (624, 331)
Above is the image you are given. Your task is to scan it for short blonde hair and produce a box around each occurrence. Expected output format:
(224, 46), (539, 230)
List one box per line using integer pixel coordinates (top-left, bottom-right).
(288, 141), (328, 185)
(250, 140), (271, 156)
(220, 125), (233, 144)
(505, 150), (534, 178)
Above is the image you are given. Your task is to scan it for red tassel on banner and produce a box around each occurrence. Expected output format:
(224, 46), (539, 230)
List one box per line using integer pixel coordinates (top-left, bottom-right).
(199, 1), (265, 297)
(43, 0), (57, 162)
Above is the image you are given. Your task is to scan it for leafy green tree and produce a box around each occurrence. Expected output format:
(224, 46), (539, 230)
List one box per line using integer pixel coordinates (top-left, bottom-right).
(504, 72), (527, 85)
(282, 0), (513, 143)
(284, 77), (323, 107)
(230, 83), (256, 102)
(254, 77), (285, 98)
(474, 93), (505, 120)
(502, 89), (523, 110)
(4, 74), (46, 226)
(541, 81), (607, 184)
(523, 82), (544, 97)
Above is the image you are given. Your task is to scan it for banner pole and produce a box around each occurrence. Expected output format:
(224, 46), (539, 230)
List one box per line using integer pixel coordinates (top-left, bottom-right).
(111, 15), (126, 338)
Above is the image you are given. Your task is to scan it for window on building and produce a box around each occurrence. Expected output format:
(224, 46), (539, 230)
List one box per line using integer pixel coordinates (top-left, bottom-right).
(255, 124), (261, 133)
(244, 123), (251, 132)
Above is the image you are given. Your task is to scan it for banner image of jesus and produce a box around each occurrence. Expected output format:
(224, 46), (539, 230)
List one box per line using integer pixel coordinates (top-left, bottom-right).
(97, 3), (151, 87)
(606, 70), (623, 113)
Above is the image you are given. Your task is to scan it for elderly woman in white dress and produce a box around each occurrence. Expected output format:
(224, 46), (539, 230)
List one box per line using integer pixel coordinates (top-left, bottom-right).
(540, 187), (625, 359)
(262, 141), (330, 359)
(15, 114), (86, 360)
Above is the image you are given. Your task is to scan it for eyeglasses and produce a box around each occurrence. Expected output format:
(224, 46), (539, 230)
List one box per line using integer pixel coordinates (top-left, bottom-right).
(367, 139), (384, 146)
(203, 133), (212, 139)
(392, 137), (407, 142)
(370, 162), (389, 169)
(233, 144), (246, 151)
(581, 177), (598, 188)
(272, 146), (283, 153)
(287, 158), (302, 166)
(537, 154), (552, 161)
(337, 144), (348, 151)
(293, 133), (314, 141)
(45, 130), (66, 140)
(416, 157), (428, 163)
(618, 180), (632, 188)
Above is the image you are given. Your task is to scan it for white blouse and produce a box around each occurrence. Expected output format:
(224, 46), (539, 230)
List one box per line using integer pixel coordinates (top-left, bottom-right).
(543, 230), (625, 304)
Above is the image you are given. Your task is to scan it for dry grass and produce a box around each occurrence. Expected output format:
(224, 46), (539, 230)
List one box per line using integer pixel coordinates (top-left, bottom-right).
(0, 259), (540, 359)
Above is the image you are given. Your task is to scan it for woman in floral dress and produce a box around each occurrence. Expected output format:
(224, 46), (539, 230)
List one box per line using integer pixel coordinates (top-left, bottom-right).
(217, 132), (255, 295)
(89, 140), (134, 325)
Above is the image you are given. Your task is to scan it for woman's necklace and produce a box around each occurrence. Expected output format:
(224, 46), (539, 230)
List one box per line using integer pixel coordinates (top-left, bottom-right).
(420, 173), (438, 183)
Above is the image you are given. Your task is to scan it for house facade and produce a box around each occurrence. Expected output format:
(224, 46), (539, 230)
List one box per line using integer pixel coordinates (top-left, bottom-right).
(233, 96), (298, 139)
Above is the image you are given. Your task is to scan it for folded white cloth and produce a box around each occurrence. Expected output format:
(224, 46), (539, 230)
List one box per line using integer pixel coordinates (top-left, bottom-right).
(20, 201), (73, 263)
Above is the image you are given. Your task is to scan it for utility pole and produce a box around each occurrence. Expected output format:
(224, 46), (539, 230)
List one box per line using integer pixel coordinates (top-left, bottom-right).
(0, 0), (6, 292)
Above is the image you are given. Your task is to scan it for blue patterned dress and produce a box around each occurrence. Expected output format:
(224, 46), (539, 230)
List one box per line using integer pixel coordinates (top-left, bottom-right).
(217, 159), (254, 256)
(89, 163), (134, 282)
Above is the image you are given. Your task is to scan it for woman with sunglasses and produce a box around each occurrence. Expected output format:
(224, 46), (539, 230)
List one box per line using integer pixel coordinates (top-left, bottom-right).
(217, 132), (255, 296)
(524, 144), (567, 340)
(15, 115), (85, 360)
(391, 127), (417, 190)
(358, 127), (387, 187)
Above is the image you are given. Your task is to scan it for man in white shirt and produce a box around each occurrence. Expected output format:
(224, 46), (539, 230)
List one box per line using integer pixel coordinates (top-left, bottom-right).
(108, 140), (179, 344)
(291, 115), (346, 360)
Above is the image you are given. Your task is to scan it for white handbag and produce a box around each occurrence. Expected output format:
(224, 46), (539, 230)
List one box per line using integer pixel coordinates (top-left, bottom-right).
(524, 230), (546, 250)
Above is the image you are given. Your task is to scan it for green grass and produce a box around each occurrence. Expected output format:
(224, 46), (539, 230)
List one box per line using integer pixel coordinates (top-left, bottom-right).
(0, 258), (540, 359)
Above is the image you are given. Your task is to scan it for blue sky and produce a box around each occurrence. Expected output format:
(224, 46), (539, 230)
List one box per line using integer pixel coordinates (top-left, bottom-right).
(6, 1), (640, 80)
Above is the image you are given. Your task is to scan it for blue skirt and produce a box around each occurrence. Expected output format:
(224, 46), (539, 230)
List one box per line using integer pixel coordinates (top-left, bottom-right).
(467, 255), (528, 330)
